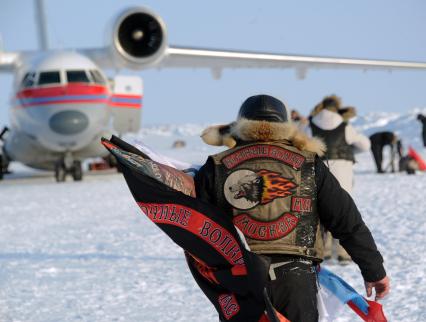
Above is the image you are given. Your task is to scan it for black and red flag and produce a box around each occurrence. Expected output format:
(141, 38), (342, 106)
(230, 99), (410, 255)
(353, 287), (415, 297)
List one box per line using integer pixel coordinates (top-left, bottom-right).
(101, 136), (288, 322)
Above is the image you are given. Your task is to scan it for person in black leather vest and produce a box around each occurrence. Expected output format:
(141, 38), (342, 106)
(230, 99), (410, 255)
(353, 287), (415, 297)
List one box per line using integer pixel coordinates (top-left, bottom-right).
(196, 95), (389, 322)
(307, 95), (370, 264)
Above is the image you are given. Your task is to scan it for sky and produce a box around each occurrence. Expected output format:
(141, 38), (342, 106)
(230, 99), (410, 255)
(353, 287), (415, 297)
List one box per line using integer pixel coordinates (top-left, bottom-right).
(1, 0), (426, 126)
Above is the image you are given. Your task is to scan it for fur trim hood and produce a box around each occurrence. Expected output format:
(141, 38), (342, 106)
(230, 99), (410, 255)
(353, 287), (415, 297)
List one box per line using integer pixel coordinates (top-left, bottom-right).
(201, 119), (326, 157)
(339, 106), (357, 121)
(310, 94), (342, 117)
(310, 95), (356, 121)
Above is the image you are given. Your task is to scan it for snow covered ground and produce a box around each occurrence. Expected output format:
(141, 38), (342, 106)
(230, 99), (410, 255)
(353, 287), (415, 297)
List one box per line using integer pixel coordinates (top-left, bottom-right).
(1, 111), (426, 321)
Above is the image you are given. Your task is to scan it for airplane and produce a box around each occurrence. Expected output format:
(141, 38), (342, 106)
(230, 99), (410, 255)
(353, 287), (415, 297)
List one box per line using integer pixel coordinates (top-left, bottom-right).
(1, 2), (426, 182)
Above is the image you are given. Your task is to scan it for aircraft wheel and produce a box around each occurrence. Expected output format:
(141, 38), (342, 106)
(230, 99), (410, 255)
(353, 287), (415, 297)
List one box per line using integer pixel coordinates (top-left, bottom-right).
(55, 161), (66, 182)
(72, 160), (83, 181)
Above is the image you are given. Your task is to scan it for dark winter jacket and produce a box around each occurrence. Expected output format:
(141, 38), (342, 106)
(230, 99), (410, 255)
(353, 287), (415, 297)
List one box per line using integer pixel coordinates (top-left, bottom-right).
(195, 119), (386, 282)
(369, 131), (395, 149)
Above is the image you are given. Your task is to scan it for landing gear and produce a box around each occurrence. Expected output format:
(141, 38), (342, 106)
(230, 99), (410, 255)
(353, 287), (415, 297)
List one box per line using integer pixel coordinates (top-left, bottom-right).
(54, 160), (67, 182)
(72, 160), (82, 181)
(54, 154), (83, 182)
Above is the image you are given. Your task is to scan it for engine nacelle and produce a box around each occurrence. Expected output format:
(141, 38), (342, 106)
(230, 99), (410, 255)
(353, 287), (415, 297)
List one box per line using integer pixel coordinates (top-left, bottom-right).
(111, 7), (168, 69)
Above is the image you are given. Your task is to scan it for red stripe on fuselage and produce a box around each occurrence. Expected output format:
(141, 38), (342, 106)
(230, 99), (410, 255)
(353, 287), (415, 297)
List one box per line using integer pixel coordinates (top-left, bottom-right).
(110, 94), (142, 99)
(108, 102), (142, 109)
(15, 84), (143, 109)
(109, 93), (143, 109)
(16, 83), (109, 99)
(20, 99), (109, 107)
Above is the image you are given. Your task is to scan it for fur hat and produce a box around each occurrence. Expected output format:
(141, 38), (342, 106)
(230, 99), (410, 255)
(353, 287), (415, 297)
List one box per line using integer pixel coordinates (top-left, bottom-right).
(201, 94), (325, 156)
(310, 94), (342, 117)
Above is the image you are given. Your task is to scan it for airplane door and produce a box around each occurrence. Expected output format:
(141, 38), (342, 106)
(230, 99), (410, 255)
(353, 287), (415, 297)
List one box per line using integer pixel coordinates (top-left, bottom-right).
(110, 75), (143, 134)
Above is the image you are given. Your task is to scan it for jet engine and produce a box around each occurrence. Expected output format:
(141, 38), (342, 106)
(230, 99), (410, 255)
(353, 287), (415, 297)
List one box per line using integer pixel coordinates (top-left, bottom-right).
(111, 7), (168, 69)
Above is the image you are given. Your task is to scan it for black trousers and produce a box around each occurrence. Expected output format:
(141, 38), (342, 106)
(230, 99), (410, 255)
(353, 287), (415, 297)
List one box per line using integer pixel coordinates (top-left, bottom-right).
(266, 259), (318, 322)
(371, 144), (384, 173)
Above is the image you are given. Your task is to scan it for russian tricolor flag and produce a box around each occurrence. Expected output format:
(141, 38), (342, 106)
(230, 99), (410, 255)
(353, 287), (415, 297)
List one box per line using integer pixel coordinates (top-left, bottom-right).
(317, 266), (387, 322)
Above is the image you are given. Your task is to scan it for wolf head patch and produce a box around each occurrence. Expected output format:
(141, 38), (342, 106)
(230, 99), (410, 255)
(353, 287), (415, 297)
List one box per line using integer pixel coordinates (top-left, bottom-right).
(224, 169), (297, 210)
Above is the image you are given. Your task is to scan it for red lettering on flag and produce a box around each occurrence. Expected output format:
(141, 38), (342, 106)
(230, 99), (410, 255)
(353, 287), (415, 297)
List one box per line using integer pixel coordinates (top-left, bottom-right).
(218, 293), (240, 320)
(138, 202), (247, 272)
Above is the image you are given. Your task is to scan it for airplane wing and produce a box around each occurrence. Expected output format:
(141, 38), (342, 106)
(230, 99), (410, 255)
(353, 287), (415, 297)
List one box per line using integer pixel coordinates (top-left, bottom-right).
(162, 46), (426, 77)
(5, 43), (426, 80)
(84, 45), (426, 80)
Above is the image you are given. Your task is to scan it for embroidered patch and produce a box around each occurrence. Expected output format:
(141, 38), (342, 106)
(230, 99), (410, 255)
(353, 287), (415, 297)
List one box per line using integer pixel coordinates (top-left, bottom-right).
(223, 169), (297, 210)
(233, 213), (299, 241)
(291, 196), (313, 213)
(221, 144), (305, 169)
(218, 293), (240, 320)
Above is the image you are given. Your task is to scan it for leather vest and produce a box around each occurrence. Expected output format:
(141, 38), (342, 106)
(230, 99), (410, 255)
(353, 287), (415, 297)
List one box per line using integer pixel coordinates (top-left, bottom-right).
(310, 121), (355, 162)
(210, 141), (323, 261)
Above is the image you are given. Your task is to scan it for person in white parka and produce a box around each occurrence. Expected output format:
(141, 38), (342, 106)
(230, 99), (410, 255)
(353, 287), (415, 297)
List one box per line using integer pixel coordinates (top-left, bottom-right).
(306, 95), (370, 263)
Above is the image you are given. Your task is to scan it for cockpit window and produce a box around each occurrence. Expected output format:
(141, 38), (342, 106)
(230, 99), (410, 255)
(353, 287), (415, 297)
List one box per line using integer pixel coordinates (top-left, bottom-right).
(21, 72), (36, 88)
(38, 71), (61, 85)
(67, 70), (90, 83)
(89, 70), (106, 85)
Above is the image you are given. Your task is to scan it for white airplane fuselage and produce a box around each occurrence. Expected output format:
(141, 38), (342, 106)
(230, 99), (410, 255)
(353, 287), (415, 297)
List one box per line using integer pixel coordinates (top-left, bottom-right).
(4, 51), (142, 170)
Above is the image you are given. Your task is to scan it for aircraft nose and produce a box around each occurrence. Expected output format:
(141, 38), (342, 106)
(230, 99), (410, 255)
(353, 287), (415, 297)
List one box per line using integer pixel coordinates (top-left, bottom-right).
(49, 110), (89, 135)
